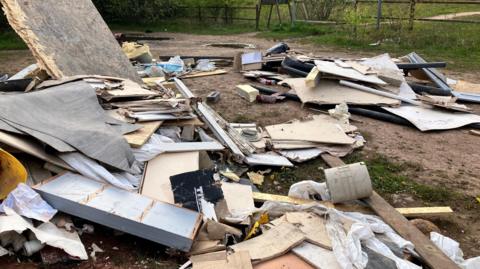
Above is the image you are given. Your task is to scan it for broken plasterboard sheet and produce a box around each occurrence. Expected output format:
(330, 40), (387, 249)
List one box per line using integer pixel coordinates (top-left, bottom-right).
(283, 78), (400, 106)
(191, 250), (253, 269)
(0, 213), (88, 260)
(34, 172), (202, 251)
(141, 151), (199, 204)
(265, 118), (356, 145)
(283, 212), (332, 249)
(383, 105), (480, 131)
(0, 0), (141, 83)
(278, 144), (354, 158)
(279, 148), (324, 163)
(245, 153), (294, 167)
(314, 60), (386, 85)
(253, 253), (315, 269)
(230, 222), (305, 263)
(221, 182), (256, 218)
(292, 242), (342, 269)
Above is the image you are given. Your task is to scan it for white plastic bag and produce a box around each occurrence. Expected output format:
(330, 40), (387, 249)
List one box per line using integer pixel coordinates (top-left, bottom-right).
(288, 180), (330, 201)
(430, 232), (480, 269)
(0, 183), (57, 222)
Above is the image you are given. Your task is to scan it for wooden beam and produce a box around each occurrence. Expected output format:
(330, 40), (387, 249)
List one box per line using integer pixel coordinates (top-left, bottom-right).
(321, 153), (461, 269)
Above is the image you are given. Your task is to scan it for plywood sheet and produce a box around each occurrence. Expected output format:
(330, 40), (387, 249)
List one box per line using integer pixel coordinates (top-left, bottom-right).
(265, 118), (355, 145)
(141, 152), (199, 204)
(284, 78), (400, 106)
(1, 0), (141, 83)
(123, 121), (162, 148)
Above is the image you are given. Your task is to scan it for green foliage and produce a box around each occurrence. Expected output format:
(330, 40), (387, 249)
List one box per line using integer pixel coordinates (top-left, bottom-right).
(345, 153), (455, 203)
(0, 32), (26, 50)
(92, 0), (179, 23)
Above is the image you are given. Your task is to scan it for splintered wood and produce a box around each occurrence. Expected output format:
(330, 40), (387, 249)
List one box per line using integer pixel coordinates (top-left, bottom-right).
(1, 0), (141, 83)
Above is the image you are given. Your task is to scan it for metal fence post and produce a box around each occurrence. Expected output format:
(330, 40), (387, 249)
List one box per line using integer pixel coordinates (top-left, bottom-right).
(354, 0), (358, 39)
(376, 0), (382, 30)
(198, 6), (202, 22)
(409, 0), (416, 30)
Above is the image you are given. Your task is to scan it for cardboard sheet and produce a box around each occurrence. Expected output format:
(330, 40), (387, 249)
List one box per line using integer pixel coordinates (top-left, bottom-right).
(141, 151), (199, 204)
(284, 78), (400, 106)
(1, 0), (141, 83)
(383, 105), (480, 131)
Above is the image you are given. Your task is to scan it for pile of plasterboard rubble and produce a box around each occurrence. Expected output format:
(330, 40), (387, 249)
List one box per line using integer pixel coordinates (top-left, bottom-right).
(237, 46), (480, 133)
(1, 0), (480, 269)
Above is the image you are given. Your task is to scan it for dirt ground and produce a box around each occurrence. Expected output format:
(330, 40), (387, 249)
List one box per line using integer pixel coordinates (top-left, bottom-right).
(1, 32), (479, 267)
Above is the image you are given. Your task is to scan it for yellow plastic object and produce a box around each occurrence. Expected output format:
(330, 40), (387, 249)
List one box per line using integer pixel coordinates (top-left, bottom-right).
(0, 149), (27, 199)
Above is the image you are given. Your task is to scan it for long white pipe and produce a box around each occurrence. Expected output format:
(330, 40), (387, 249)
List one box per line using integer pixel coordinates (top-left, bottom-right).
(339, 80), (422, 106)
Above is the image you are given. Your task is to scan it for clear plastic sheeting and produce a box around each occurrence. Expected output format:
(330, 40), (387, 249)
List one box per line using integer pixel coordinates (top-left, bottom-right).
(0, 183), (57, 222)
(288, 180), (330, 201)
(59, 152), (141, 190)
(196, 59), (216, 71)
(431, 232), (480, 269)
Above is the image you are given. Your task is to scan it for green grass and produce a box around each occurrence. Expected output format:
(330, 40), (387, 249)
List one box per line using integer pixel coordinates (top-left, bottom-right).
(0, 31), (27, 50)
(259, 20), (480, 71)
(345, 152), (455, 203)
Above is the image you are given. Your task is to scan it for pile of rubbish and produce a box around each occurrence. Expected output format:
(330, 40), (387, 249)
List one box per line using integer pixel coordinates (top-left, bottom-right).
(0, 1), (479, 269)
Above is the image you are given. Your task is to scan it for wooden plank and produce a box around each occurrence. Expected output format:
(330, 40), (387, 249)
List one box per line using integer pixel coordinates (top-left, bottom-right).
(305, 67), (320, 88)
(322, 153), (461, 269)
(1, 0), (141, 83)
(123, 121), (162, 148)
(181, 69), (227, 79)
(396, 207), (453, 218)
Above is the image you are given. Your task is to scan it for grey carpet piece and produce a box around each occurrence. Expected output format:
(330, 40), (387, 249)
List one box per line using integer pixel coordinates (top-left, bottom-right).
(0, 81), (135, 171)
